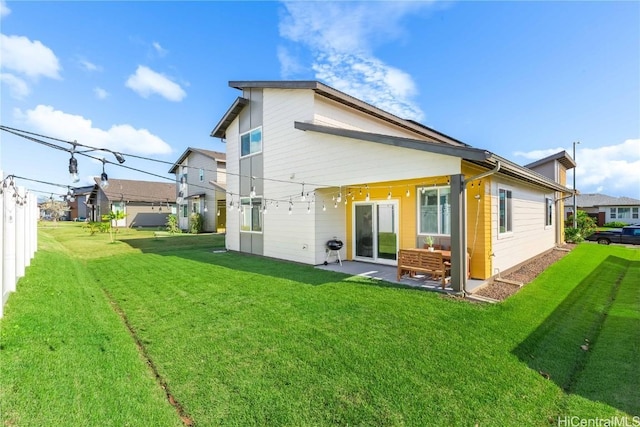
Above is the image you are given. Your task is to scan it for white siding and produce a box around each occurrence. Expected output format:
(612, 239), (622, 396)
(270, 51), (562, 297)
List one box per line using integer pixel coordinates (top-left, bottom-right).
(225, 121), (240, 252)
(259, 88), (460, 264)
(314, 97), (432, 140)
(491, 177), (557, 275)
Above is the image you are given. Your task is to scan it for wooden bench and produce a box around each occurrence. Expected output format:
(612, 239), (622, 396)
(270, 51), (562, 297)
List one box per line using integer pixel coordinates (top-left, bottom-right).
(397, 249), (451, 288)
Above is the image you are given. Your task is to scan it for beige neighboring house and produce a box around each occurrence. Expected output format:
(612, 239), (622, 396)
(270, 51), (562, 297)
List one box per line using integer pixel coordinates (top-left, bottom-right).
(210, 80), (575, 293)
(168, 147), (227, 232)
(87, 178), (177, 228)
(564, 193), (640, 226)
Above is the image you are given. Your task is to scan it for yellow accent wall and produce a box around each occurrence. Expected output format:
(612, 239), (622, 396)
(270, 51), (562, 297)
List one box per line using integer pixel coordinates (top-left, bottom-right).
(343, 168), (496, 280)
(344, 177), (446, 260)
(461, 163), (493, 279)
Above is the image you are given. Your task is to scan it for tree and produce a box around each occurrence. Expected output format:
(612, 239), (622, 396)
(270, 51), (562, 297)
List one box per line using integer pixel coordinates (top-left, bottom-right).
(40, 198), (70, 223)
(101, 210), (126, 243)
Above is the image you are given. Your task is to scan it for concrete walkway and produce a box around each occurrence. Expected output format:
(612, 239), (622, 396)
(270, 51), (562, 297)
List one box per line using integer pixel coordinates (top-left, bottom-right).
(316, 260), (488, 294)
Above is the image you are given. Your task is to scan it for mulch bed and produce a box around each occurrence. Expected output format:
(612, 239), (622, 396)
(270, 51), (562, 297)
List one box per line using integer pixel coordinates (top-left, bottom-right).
(473, 244), (575, 301)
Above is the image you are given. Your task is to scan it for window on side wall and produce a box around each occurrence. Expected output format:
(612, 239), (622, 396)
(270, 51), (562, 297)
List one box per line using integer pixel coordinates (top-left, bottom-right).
(633, 207), (639, 219)
(199, 168), (204, 182)
(240, 197), (262, 232)
(610, 207), (616, 219)
(182, 205), (188, 218)
(499, 188), (513, 234)
(240, 127), (262, 157)
(545, 197), (553, 226)
(418, 186), (451, 235)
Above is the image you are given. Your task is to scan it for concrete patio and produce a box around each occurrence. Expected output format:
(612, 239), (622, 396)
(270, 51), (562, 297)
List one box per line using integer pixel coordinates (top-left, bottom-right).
(316, 260), (488, 294)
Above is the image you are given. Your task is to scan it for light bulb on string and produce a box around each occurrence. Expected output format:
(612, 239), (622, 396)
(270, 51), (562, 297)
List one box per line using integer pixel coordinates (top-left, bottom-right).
(68, 153), (79, 183)
(100, 159), (109, 189)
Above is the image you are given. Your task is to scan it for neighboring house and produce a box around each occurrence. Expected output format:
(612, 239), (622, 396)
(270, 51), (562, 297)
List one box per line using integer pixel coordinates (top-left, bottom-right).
(564, 193), (640, 226)
(87, 178), (177, 228)
(210, 80), (574, 293)
(168, 147), (227, 232)
(67, 185), (94, 221)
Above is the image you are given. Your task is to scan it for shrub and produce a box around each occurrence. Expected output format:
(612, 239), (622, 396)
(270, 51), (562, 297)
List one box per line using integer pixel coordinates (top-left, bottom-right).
(566, 210), (597, 242)
(603, 221), (627, 228)
(189, 213), (203, 234)
(165, 214), (181, 234)
(564, 227), (583, 243)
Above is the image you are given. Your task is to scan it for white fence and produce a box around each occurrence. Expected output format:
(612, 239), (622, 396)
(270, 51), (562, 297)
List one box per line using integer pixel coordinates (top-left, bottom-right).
(1, 171), (39, 318)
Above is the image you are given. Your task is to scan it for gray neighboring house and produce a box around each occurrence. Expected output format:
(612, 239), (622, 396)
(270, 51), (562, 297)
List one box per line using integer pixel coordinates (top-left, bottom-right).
(87, 178), (177, 228)
(565, 193), (640, 226)
(168, 147), (227, 232)
(68, 185), (94, 221)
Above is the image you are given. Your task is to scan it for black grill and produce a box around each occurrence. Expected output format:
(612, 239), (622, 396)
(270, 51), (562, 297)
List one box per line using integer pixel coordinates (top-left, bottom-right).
(326, 239), (343, 251)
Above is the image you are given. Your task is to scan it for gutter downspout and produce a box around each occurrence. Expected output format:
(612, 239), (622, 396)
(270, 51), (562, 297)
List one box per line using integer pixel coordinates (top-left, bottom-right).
(460, 161), (501, 296)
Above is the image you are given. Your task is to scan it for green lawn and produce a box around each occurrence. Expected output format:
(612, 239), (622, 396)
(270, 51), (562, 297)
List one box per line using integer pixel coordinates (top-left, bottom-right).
(1, 223), (638, 426)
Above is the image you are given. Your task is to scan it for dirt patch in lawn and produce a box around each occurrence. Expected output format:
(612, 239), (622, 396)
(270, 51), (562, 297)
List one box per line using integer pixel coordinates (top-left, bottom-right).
(473, 244), (576, 301)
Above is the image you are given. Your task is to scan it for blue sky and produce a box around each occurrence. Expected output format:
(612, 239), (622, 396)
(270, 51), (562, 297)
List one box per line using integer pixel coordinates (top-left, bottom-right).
(1, 0), (639, 200)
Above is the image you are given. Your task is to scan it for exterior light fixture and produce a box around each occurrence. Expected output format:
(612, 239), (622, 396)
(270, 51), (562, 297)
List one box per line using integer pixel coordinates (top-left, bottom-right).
(69, 154), (79, 183)
(100, 160), (109, 189)
(113, 152), (126, 164)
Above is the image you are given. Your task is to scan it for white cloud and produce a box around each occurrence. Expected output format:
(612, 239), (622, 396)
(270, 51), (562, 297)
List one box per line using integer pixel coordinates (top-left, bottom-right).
(125, 65), (186, 102)
(278, 1), (429, 121)
(79, 58), (101, 72)
(0, 34), (61, 79)
(152, 41), (168, 57)
(516, 139), (640, 198)
(0, 72), (30, 98)
(1, 0), (10, 18)
(14, 104), (173, 155)
(94, 87), (109, 100)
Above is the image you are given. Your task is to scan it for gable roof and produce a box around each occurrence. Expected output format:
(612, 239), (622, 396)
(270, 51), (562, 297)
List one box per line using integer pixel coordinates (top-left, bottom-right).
(211, 81), (468, 146)
(576, 193), (640, 207)
(89, 178), (176, 204)
(168, 147), (226, 174)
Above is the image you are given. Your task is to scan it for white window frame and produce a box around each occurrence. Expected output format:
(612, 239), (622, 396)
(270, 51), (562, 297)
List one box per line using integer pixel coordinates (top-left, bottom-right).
(498, 188), (513, 234)
(633, 207), (639, 219)
(199, 168), (204, 182)
(417, 186), (451, 237)
(240, 197), (263, 233)
(240, 127), (263, 158)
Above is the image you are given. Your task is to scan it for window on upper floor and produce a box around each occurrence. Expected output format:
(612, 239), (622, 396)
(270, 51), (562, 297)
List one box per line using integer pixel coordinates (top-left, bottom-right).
(199, 168), (204, 182)
(499, 188), (513, 234)
(240, 127), (262, 157)
(418, 186), (451, 235)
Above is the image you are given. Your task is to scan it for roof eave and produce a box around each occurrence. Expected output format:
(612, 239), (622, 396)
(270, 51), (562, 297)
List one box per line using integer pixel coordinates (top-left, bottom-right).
(294, 121), (490, 161)
(210, 97), (250, 139)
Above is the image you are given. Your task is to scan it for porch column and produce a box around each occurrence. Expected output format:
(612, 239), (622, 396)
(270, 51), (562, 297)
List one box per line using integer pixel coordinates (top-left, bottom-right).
(450, 174), (467, 293)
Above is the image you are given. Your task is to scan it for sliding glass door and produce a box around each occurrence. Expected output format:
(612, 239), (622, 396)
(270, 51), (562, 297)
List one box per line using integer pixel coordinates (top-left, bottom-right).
(353, 201), (398, 265)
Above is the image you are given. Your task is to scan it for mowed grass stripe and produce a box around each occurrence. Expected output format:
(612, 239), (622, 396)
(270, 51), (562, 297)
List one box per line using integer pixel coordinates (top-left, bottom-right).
(567, 252), (640, 417)
(0, 232), (182, 427)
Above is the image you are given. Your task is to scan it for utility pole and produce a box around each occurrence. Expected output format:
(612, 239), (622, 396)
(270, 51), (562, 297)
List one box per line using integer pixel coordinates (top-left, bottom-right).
(572, 141), (580, 228)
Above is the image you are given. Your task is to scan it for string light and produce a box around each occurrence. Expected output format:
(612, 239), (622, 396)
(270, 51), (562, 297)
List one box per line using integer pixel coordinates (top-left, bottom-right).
(100, 159), (109, 189)
(68, 153), (79, 183)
